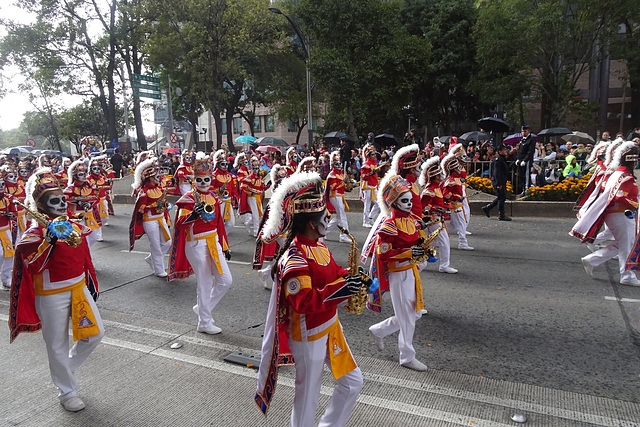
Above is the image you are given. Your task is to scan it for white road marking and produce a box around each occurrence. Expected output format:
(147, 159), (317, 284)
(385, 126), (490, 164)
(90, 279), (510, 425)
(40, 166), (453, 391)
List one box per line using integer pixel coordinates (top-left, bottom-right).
(605, 296), (640, 303)
(121, 249), (251, 265)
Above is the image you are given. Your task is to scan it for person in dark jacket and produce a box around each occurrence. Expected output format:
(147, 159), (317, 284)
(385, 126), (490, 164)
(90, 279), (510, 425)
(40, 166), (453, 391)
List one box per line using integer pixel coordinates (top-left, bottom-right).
(515, 124), (536, 195)
(482, 145), (512, 221)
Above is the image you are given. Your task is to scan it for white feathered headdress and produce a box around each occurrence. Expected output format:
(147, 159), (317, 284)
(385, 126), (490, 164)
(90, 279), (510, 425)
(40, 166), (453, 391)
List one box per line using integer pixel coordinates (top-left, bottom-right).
(286, 146), (297, 164)
(389, 144), (419, 176)
(260, 172), (325, 243)
(131, 158), (157, 192)
(418, 156), (442, 187)
(604, 137), (624, 166)
(586, 141), (608, 165)
(233, 152), (247, 169)
(213, 149), (226, 166)
(67, 159), (86, 188)
(608, 140), (635, 171)
(297, 156), (317, 173)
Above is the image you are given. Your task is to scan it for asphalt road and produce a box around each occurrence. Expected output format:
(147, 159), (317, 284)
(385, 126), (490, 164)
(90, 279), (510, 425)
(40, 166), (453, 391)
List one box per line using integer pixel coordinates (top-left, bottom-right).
(3, 204), (640, 425)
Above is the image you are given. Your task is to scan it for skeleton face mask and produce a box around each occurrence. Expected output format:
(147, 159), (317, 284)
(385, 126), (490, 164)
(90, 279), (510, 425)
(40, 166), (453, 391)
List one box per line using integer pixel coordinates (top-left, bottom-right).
(41, 158), (51, 166)
(18, 168), (28, 178)
(218, 161), (228, 172)
(241, 159), (248, 167)
(75, 167), (87, 182)
(332, 160), (341, 169)
(292, 153), (301, 163)
(395, 191), (413, 214)
(91, 165), (101, 175)
(5, 172), (16, 184)
(195, 176), (212, 192)
(63, 160), (71, 168)
(184, 156), (193, 165)
(314, 210), (330, 237)
(44, 193), (67, 217)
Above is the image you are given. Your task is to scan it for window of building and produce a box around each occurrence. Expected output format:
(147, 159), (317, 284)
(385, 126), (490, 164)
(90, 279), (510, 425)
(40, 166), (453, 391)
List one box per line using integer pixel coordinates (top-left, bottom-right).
(287, 121), (298, 132)
(233, 117), (243, 134)
(253, 116), (262, 133)
(221, 119), (227, 135)
(265, 115), (275, 132)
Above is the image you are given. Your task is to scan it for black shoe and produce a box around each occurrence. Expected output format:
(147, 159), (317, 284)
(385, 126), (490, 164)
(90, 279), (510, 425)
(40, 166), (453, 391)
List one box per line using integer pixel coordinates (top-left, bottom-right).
(482, 205), (491, 218)
(499, 215), (512, 221)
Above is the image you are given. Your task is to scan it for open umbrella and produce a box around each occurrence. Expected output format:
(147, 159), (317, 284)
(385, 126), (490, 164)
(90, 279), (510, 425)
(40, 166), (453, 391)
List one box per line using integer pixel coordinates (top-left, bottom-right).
(255, 136), (288, 147)
(1, 146), (33, 156)
(290, 144), (309, 153)
(538, 127), (571, 137)
(477, 117), (510, 133)
(256, 145), (280, 153)
(503, 132), (538, 146)
(374, 133), (397, 146)
(323, 131), (354, 144)
(163, 147), (180, 155)
(561, 131), (595, 144)
(459, 131), (491, 143)
(235, 135), (257, 144)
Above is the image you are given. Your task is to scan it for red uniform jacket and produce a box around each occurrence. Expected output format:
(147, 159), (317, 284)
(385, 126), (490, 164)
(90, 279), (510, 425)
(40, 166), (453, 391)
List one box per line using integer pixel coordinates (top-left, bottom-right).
(128, 182), (170, 250)
(64, 180), (102, 228)
(239, 172), (266, 216)
(326, 168), (346, 214)
(175, 164), (194, 187)
(360, 158), (379, 189)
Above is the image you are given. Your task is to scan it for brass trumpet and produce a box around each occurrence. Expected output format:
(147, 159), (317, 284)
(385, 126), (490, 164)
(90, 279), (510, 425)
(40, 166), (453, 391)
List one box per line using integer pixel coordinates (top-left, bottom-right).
(218, 186), (229, 198)
(13, 200), (82, 248)
(339, 226), (372, 315)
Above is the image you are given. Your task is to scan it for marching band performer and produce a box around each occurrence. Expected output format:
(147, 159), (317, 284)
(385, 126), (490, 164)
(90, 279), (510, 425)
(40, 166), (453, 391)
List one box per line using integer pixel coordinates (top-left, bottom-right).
(55, 158), (72, 186)
(64, 160), (102, 246)
(255, 171), (364, 426)
(253, 164), (288, 290)
(212, 149), (238, 233)
(389, 144), (423, 219)
(175, 150), (195, 195)
(88, 156), (111, 227)
(9, 168), (102, 412)
(325, 150), (351, 243)
(18, 159), (31, 185)
(574, 141), (609, 213)
(38, 154), (51, 168)
(129, 159), (172, 277)
(420, 157), (457, 273)
(101, 158), (116, 216)
(285, 147), (300, 176)
(296, 156), (317, 173)
(359, 144), (381, 228)
(168, 154), (232, 334)
(0, 173), (17, 290)
(2, 164), (27, 245)
(442, 147), (474, 250)
(572, 142), (640, 286)
(368, 174), (429, 371)
(239, 157), (267, 237)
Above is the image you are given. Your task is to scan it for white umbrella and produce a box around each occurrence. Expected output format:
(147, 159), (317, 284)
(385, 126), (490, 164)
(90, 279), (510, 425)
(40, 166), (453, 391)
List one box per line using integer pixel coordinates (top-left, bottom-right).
(561, 131), (595, 144)
(1, 146), (33, 155)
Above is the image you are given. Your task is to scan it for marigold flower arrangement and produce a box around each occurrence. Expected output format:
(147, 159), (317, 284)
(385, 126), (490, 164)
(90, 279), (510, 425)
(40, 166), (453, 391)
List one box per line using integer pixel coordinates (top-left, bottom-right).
(521, 174), (592, 201)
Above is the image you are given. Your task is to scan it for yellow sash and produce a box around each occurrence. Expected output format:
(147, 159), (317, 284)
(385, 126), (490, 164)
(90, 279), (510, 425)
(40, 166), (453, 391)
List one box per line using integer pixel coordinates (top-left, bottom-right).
(71, 284), (101, 341)
(99, 197), (109, 218)
(203, 233), (222, 275)
(84, 210), (100, 230)
(332, 194), (350, 212)
(221, 199), (233, 221)
(144, 215), (171, 242)
(250, 194), (263, 217)
(18, 210), (27, 232)
(388, 263), (424, 312)
(328, 322), (357, 380)
(0, 225), (14, 258)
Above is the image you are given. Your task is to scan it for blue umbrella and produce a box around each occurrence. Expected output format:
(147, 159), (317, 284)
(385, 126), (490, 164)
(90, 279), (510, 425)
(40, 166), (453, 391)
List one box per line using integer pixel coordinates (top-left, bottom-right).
(235, 135), (257, 144)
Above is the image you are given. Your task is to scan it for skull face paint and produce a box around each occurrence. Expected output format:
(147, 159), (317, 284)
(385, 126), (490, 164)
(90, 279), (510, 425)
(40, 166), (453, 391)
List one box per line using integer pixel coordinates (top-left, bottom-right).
(194, 176), (212, 192)
(395, 191), (413, 214)
(90, 165), (101, 175)
(314, 210), (330, 237)
(75, 166), (87, 182)
(218, 161), (228, 172)
(18, 168), (28, 178)
(5, 171), (17, 184)
(44, 193), (68, 217)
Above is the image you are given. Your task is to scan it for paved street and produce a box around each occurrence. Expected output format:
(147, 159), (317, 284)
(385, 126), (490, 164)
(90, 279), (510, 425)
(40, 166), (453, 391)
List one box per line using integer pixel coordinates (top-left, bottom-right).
(2, 204), (640, 426)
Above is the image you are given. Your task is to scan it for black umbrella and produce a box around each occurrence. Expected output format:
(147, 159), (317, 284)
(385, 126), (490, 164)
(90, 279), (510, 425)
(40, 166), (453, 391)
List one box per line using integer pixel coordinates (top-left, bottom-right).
(459, 131), (491, 143)
(538, 127), (571, 137)
(477, 117), (510, 133)
(437, 136), (453, 144)
(374, 133), (397, 146)
(255, 136), (288, 147)
(323, 131), (354, 144)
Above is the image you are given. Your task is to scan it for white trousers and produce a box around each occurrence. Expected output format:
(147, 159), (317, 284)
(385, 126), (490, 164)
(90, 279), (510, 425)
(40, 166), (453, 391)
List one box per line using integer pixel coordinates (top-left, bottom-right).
(362, 188), (380, 225)
(35, 287), (104, 400)
(429, 223), (450, 269)
(583, 212), (637, 282)
(101, 199), (110, 225)
(446, 209), (468, 247)
(593, 224), (614, 246)
(89, 226), (102, 245)
(326, 197), (349, 237)
(179, 184), (191, 196)
(463, 197), (470, 226)
(184, 239), (232, 329)
(143, 219), (172, 274)
(247, 197), (261, 237)
(220, 198), (235, 233)
(288, 325), (363, 427)
(1, 227), (13, 285)
(369, 268), (423, 364)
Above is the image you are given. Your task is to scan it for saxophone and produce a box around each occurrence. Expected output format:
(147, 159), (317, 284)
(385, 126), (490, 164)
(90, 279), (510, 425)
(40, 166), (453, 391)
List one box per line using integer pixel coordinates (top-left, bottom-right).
(192, 182), (215, 215)
(411, 219), (445, 264)
(155, 188), (169, 214)
(13, 200), (82, 248)
(339, 226), (371, 315)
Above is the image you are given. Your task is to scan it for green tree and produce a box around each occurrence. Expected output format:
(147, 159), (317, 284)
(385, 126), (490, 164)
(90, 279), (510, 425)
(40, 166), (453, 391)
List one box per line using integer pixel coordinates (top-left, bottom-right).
(58, 99), (125, 153)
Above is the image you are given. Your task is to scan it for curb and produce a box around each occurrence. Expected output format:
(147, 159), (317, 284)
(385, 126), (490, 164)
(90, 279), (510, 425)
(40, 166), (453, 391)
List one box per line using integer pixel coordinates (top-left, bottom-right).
(113, 195), (576, 218)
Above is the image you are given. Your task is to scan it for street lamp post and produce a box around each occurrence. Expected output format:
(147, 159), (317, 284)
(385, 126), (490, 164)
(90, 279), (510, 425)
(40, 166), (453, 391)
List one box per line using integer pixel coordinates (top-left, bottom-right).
(268, 7), (313, 149)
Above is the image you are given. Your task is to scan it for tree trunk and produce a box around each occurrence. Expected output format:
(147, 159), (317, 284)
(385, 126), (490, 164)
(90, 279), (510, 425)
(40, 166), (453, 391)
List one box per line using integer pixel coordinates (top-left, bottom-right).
(212, 107), (223, 150)
(225, 110), (236, 153)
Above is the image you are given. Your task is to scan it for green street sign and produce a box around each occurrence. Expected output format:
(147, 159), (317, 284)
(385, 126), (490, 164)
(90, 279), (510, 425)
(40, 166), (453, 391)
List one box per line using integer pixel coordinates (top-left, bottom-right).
(133, 88), (162, 100)
(132, 81), (161, 92)
(132, 73), (160, 84)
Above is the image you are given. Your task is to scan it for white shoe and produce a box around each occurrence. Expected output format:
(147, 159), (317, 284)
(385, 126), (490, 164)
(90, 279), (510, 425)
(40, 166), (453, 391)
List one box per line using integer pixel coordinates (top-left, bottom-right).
(193, 305), (198, 315)
(363, 223), (372, 228)
(155, 272), (168, 278)
(104, 221), (110, 226)
(466, 231), (472, 235)
(197, 324), (222, 335)
(97, 238), (104, 242)
(620, 277), (640, 287)
(369, 329), (384, 351)
(340, 237), (351, 243)
(418, 308), (428, 315)
(61, 396), (85, 412)
(581, 257), (593, 277)
(458, 245), (474, 251)
(401, 359), (428, 371)
(439, 266), (458, 274)
(144, 255), (152, 268)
